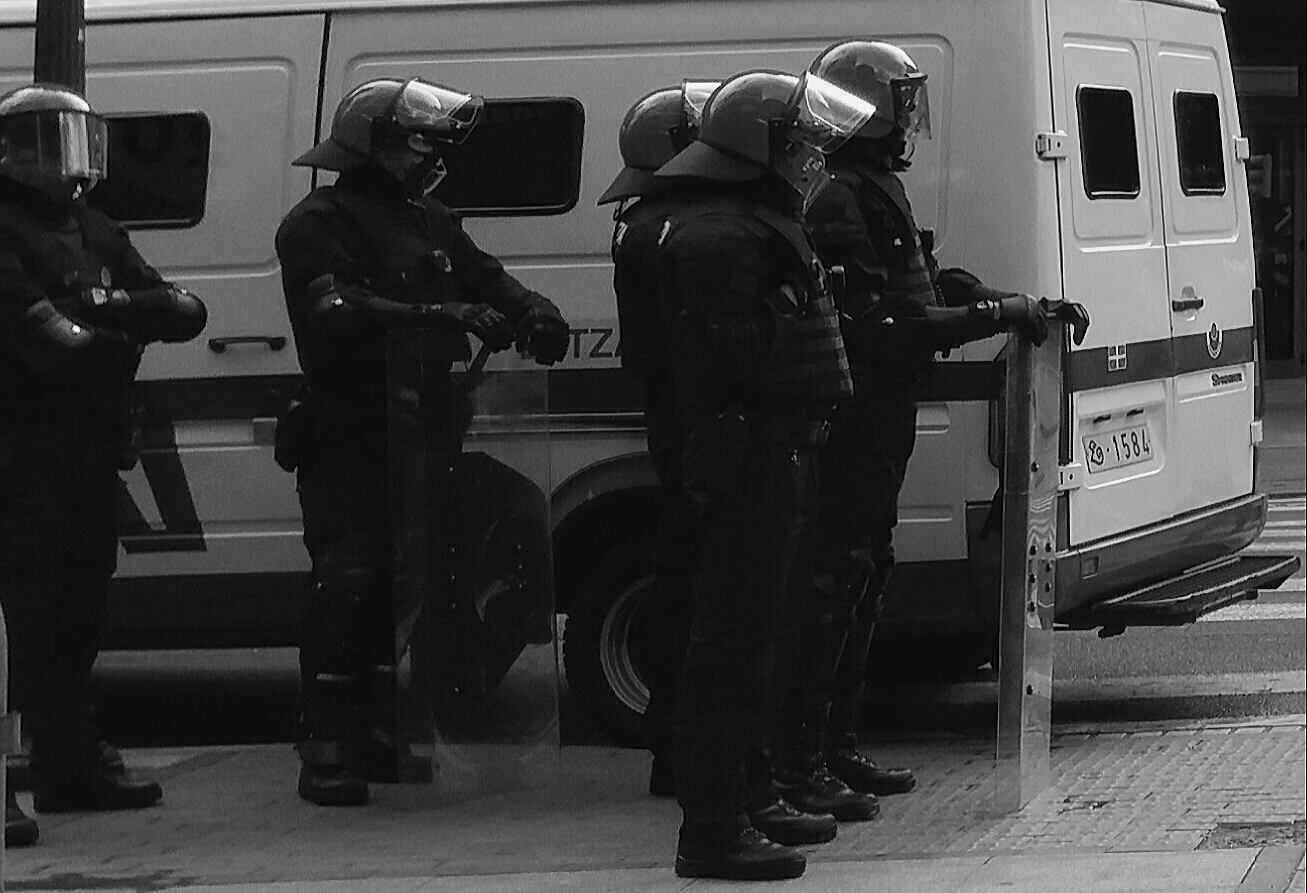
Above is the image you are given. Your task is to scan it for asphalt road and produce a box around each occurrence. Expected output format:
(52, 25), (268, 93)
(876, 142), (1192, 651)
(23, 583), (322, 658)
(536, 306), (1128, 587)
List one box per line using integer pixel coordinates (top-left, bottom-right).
(87, 496), (1306, 748)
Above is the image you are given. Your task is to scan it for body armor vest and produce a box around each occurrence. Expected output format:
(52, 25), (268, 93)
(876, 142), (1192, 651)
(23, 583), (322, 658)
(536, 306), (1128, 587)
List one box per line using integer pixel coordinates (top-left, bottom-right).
(612, 194), (683, 383)
(846, 164), (939, 314)
(0, 198), (142, 429)
(672, 196), (852, 407)
(290, 185), (471, 411)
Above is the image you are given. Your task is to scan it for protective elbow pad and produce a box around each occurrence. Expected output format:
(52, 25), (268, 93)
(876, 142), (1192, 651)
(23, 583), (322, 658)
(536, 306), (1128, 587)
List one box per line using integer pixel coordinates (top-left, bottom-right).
(305, 274), (364, 338)
(162, 286), (207, 343)
(15, 299), (96, 371)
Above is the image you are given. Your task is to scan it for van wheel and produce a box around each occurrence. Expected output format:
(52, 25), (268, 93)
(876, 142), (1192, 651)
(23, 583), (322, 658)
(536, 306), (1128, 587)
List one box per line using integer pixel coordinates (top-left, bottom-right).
(562, 537), (659, 747)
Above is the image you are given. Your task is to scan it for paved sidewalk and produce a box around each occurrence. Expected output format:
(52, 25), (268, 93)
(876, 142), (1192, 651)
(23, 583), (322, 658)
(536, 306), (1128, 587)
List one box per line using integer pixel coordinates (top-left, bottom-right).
(6, 716), (1305, 892)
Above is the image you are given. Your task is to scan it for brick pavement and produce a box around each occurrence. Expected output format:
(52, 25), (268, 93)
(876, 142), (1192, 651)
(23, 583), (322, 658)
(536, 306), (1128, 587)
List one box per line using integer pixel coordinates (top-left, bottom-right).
(6, 716), (1304, 891)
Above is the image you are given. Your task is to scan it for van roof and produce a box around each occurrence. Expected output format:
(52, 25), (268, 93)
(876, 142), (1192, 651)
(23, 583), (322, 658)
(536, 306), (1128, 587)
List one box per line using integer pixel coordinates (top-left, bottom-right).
(0, 0), (1225, 25)
(0, 0), (532, 25)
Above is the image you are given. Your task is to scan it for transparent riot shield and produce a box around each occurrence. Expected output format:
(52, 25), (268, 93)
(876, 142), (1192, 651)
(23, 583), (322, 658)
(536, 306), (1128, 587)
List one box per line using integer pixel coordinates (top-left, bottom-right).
(386, 328), (557, 796)
(995, 323), (1064, 812)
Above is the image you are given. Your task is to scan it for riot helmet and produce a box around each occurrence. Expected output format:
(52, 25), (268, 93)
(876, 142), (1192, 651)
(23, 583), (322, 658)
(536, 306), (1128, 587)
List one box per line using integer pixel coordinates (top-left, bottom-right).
(293, 77), (483, 194)
(596, 79), (720, 205)
(657, 70), (874, 210)
(810, 40), (931, 164)
(0, 84), (108, 204)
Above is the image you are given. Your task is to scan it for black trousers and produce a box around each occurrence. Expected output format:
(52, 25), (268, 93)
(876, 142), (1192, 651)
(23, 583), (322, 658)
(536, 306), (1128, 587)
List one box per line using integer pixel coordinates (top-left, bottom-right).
(674, 436), (818, 841)
(818, 358), (922, 739)
(640, 388), (696, 757)
(0, 425), (120, 760)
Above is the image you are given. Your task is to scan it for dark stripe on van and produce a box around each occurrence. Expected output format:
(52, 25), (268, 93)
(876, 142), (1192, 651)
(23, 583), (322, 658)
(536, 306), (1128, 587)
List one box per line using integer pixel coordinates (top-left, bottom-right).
(136, 331), (1251, 425)
(1068, 326), (1253, 392)
(134, 361), (1005, 426)
(138, 375), (301, 425)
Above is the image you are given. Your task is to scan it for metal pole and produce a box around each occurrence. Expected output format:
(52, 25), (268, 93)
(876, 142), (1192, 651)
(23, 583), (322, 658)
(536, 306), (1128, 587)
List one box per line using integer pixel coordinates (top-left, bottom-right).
(995, 324), (1063, 813)
(34, 0), (86, 94)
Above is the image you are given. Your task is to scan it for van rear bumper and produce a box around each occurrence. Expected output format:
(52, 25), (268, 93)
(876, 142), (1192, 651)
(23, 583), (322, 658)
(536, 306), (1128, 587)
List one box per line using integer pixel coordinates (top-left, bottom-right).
(1058, 553), (1300, 631)
(1054, 492), (1275, 621)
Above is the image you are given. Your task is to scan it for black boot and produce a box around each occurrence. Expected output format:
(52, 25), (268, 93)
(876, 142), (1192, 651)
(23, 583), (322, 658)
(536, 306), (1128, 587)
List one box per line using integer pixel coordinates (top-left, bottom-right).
(31, 741), (162, 813)
(296, 740), (368, 807)
(827, 732), (916, 795)
(675, 827), (806, 880)
(296, 582), (370, 806)
(748, 796), (837, 845)
(774, 761), (880, 822)
(773, 707), (879, 822)
(5, 785), (39, 847)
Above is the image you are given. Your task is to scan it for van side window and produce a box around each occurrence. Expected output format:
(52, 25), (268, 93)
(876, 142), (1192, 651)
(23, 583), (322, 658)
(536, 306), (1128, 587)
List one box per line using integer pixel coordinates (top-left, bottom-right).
(435, 97), (584, 216)
(86, 113), (211, 229)
(1173, 91), (1226, 195)
(1076, 86), (1140, 199)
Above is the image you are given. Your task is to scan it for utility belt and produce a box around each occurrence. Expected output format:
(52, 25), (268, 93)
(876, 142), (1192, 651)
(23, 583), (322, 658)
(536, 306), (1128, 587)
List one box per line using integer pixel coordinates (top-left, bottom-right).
(740, 406), (831, 449)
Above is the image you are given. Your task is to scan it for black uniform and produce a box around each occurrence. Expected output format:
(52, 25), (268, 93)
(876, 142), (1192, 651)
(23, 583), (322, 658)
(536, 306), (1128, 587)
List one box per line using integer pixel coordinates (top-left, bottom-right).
(659, 185), (851, 843)
(610, 190), (697, 780)
(0, 177), (204, 791)
(274, 165), (562, 780)
(803, 156), (1014, 754)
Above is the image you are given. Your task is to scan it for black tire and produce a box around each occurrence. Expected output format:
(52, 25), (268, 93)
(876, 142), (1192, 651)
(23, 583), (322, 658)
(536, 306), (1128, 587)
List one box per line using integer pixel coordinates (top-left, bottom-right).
(562, 536), (660, 747)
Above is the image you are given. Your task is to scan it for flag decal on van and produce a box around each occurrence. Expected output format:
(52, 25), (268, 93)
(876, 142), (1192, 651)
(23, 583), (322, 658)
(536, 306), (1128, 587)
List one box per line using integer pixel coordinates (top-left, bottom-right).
(1207, 323), (1223, 359)
(1108, 344), (1128, 372)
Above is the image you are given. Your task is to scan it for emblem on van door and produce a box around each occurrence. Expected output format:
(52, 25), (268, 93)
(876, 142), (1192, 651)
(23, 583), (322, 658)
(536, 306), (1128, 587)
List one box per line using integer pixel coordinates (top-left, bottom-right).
(1207, 323), (1223, 359)
(1108, 344), (1128, 372)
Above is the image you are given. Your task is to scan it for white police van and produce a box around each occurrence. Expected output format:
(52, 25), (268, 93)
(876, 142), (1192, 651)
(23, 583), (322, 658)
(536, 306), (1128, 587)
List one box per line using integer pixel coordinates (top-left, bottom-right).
(0, 0), (1296, 742)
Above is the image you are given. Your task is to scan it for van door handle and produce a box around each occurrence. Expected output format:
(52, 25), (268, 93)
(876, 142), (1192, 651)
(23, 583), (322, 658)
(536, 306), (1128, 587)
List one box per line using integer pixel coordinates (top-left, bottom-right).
(1172, 286), (1204, 313)
(208, 335), (288, 353)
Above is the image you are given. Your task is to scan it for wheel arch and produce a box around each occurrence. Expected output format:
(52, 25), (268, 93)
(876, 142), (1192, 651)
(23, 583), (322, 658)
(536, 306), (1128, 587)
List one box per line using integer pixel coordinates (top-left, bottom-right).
(551, 452), (661, 616)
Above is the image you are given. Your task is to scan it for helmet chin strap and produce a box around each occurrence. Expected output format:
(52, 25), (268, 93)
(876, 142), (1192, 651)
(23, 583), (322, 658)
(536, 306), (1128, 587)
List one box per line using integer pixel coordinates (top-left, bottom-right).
(377, 147), (447, 197)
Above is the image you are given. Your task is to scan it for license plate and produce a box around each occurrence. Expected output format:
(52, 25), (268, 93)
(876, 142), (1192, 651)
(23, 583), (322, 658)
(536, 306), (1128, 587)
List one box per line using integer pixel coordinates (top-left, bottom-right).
(1083, 423), (1153, 474)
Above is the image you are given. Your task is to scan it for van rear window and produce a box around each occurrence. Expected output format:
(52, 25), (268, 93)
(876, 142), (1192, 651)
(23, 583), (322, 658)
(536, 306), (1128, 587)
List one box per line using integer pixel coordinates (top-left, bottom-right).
(434, 97), (584, 216)
(1077, 86), (1141, 200)
(87, 113), (211, 229)
(1174, 91), (1226, 195)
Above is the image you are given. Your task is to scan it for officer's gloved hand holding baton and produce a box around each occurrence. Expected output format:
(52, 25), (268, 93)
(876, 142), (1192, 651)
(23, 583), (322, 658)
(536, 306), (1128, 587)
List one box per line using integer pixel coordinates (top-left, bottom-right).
(422, 301), (515, 351)
(514, 304), (570, 366)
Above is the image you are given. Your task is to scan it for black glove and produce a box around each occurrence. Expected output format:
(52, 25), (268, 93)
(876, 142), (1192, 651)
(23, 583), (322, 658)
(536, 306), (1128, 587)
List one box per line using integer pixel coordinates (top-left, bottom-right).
(1041, 298), (1092, 346)
(995, 293), (1049, 347)
(428, 302), (514, 351)
(515, 307), (570, 366)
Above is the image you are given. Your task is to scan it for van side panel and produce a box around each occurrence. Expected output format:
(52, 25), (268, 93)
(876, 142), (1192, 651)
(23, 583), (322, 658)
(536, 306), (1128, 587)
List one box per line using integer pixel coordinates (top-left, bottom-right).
(1144, 3), (1256, 514)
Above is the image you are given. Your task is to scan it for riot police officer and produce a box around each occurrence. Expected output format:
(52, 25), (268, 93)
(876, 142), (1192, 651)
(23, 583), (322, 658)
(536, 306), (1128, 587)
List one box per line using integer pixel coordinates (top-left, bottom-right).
(652, 70), (878, 880)
(596, 79), (716, 799)
(0, 84), (207, 845)
(778, 40), (1079, 804)
(274, 77), (569, 807)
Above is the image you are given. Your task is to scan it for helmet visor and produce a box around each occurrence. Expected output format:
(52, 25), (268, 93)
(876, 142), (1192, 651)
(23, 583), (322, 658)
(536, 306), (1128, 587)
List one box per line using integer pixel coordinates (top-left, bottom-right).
(891, 73), (931, 140)
(0, 109), (108, 182)
(792, 73), (876, 152)
(682, 80), (719, 128)
(391, 79), (484, 145)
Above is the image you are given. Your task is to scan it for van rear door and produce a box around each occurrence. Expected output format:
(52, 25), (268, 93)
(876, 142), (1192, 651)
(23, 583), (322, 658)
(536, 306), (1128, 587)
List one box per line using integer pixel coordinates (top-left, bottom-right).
(1144, 2), (1256, 514)
(1046, 0), (1176, 545)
